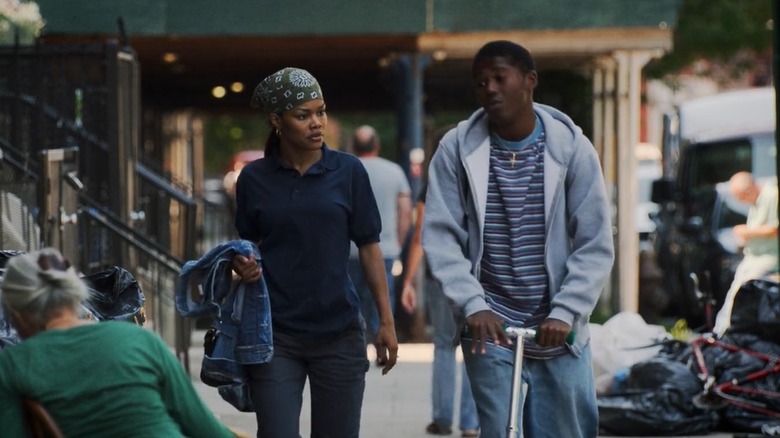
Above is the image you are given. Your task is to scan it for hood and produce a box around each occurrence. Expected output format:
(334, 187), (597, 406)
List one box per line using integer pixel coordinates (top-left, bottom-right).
(455, 103), (584, 166)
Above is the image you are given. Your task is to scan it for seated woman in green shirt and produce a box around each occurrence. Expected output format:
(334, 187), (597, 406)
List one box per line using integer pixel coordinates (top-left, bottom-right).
(0, 248), (237, 438)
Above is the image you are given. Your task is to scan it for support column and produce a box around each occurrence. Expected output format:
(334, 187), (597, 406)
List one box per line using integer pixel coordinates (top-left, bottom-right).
(592, 67), (604, 162)
(592, 56), (617, 316)
(613, 50), (657, 314)
(389, 53), (431, 199)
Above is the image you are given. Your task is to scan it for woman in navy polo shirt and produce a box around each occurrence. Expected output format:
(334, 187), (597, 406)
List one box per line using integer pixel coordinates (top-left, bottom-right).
(231, 67), (399, 438)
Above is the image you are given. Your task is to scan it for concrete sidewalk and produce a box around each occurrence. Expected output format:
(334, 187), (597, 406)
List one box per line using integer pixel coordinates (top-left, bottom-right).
(190, 338), (442, 438)
(188, 332), (734, 438)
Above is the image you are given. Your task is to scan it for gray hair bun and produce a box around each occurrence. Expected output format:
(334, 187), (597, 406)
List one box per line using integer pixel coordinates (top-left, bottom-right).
(1, 248), (88, 309)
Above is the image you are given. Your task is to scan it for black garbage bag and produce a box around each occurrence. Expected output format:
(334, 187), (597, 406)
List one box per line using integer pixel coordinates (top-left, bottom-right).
(0, 305), (20, 351)
(657, 338), (694, 363)
(627, 358), (702, 393)
(724, 402), (780, 433)
(81, 266), (146, 325)
(716, 334), (780, 432)
(729, 279), (780, 341)
(0, 253), (23, 350)
(650, 333), (780, 434)
(598, 358), (720, 436)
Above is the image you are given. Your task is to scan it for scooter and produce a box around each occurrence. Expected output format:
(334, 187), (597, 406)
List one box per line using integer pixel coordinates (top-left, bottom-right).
(504, 327), (575, 438)
(504, 327), (535, 438)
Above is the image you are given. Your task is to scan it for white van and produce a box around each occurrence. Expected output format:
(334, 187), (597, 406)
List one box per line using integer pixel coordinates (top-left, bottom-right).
(651, 87), (777, 327)
(663, 87), (776, 208)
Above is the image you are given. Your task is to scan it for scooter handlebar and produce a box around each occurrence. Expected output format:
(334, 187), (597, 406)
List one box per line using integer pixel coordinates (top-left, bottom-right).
(504, 326), (575, 345)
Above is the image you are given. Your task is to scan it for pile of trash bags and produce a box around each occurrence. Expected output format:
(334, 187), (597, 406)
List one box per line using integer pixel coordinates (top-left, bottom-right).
(80, 266), (147, 326)
(0, 250), (146, 351)
(0, 250), (24, 349)
(595, 279), (780, 436)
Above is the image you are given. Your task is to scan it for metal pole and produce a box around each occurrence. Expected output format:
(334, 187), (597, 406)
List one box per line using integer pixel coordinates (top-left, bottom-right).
(773, 0), (780, 263)
(390, 53), (430, 201)
(508, 337), (524, 438)
(505, 327), (537, 438)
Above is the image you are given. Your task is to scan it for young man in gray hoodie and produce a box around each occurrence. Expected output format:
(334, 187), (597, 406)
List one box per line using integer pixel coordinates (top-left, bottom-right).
(422, 40), (614, 437)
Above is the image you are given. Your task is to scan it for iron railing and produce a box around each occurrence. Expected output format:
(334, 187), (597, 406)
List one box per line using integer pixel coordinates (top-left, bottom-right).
(0, 40), (203, 369)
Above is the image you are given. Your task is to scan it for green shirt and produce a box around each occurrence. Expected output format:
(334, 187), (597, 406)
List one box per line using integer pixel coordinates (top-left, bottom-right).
(0, 321), (234, 438)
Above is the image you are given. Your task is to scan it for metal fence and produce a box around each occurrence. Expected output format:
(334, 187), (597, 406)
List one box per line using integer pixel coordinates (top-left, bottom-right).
(0, 140), (39, 252)
(0, 40), (199, 368)
(201, 178), (237, 255)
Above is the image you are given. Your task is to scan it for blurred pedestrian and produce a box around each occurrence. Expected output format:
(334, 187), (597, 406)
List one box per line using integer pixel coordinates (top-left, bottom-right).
(232, 67), (398, 438)
(401, 180), (480, 437)
(348, 125), (412, 363)
(713, 171), (779, 336)
(0, 248), (237, 438)
(422, 40), (614, 437)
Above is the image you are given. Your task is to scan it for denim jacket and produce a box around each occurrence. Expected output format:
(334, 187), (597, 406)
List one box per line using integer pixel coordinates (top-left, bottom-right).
(175, 240), (272, 411)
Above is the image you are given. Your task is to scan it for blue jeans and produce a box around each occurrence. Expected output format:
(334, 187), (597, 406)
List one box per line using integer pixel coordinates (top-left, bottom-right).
(427, 277), (479, 431)
(246, 319), (369, 438)
(347, 258), (395, 342)
(462, 340), (597, 438)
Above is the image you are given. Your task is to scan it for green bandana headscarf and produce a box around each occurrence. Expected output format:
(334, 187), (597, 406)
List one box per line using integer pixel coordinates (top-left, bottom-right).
(250, 67), (324, 113)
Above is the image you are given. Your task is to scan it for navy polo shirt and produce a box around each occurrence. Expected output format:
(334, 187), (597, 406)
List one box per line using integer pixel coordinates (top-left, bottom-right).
(234, 145), (381, 339)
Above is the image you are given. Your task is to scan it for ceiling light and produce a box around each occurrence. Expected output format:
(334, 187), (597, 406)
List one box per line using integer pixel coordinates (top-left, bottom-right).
(212, 86), (227, 99)
(432, 50), (447, 61)
(162, 52), (178, 64)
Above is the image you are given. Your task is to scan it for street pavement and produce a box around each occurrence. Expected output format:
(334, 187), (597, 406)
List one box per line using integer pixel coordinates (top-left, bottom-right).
(191, 340), (447, 438)
(188, 332), (736, 438)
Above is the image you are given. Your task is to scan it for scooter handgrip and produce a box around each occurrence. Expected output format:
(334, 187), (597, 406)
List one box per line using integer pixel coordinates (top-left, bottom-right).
(532, 330), (575, 345)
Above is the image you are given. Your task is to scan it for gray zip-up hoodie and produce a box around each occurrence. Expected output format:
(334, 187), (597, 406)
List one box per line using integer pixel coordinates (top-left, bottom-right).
(422, 104), (614, 355)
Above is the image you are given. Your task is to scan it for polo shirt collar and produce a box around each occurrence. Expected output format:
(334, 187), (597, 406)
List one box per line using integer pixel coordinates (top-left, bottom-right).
(260, 143), (339, 173)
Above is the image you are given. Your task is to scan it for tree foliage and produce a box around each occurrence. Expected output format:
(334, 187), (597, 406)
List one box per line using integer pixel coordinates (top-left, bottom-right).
(0, 0), (44, 45)
(645, 0), (772, 78)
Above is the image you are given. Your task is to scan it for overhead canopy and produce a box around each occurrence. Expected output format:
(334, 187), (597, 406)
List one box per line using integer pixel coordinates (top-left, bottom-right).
(36, 0), (680, 110)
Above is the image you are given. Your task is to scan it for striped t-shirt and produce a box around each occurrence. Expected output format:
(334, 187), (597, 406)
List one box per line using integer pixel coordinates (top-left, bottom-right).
(479, 120), (566, 359)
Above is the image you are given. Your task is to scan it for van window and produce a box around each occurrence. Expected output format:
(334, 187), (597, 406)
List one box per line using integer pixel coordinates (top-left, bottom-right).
(684, 138), (752, 201)
(683, 132), (776, 204)
(750, 132), (777, 180)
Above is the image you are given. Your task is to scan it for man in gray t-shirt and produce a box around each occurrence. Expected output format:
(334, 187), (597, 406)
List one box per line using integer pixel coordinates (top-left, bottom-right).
(348, 126), (411, 360)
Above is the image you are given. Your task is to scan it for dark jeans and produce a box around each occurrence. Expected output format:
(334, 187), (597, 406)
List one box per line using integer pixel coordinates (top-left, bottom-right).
(246, 320), (369, 438)
(347, 258), (395, 343)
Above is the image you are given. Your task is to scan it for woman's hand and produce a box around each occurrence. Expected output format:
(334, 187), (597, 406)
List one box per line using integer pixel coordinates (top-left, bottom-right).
(400, 284), (417, 314)
(231, 254), (261, 283)
(374, 321), (398, 375)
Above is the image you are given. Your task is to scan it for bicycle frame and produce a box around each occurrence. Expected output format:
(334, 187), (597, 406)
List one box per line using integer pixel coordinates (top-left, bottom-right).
(690, 336), (780, 419)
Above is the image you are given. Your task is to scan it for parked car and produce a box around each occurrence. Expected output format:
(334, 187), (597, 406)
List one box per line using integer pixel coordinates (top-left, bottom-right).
(650, 87), (776, 328)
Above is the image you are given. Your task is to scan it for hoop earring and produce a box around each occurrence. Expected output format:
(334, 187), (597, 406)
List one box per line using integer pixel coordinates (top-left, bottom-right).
(275, 128), (281, 137)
